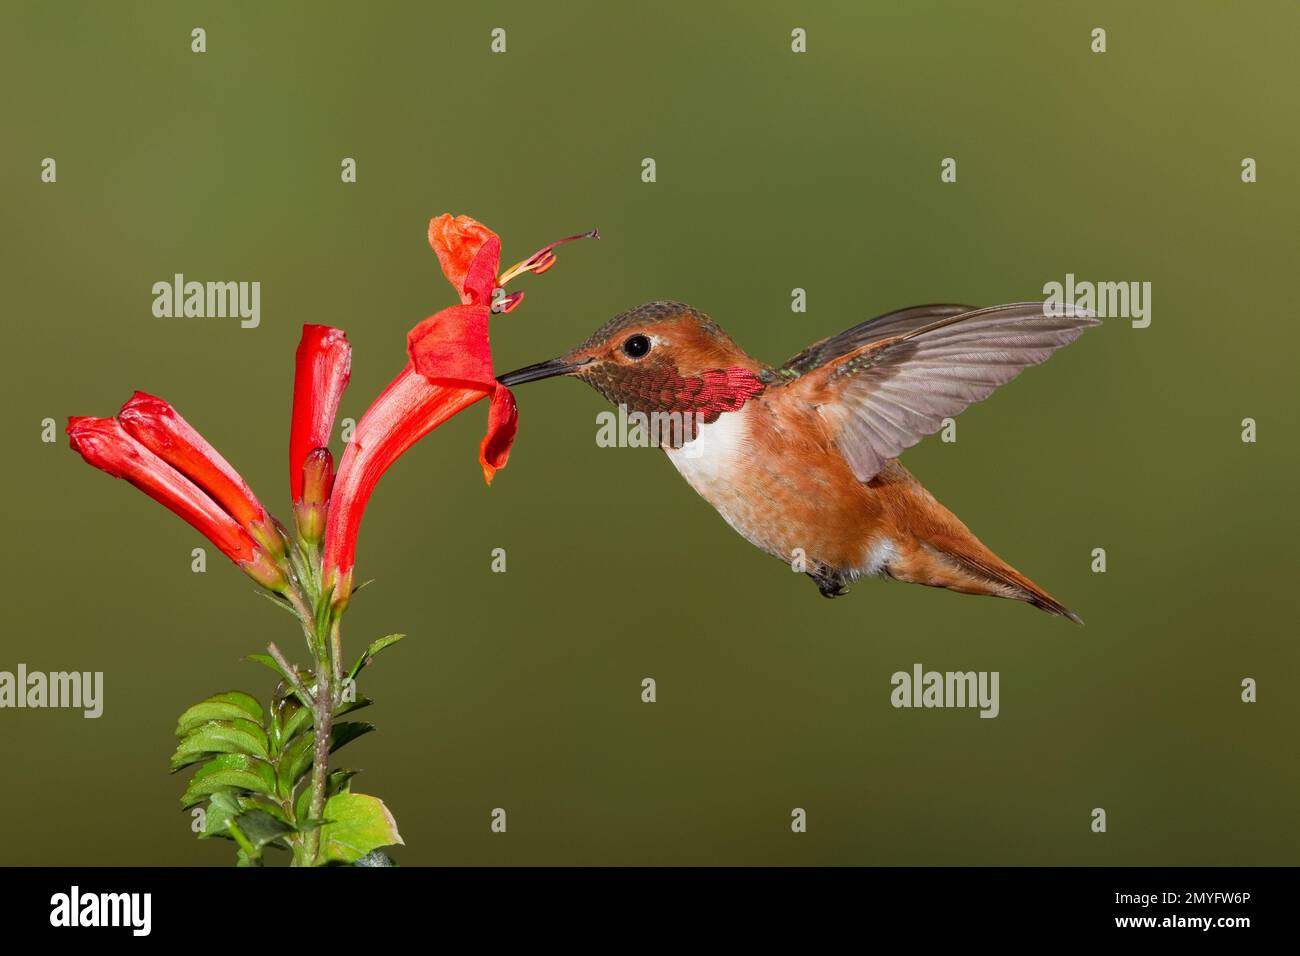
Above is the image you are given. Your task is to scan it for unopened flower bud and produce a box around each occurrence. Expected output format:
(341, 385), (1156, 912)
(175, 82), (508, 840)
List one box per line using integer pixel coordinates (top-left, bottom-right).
(294, 447), (334, 546)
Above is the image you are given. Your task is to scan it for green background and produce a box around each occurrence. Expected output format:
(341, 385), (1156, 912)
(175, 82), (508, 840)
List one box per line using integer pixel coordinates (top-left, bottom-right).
(2, 1), (1296, 865)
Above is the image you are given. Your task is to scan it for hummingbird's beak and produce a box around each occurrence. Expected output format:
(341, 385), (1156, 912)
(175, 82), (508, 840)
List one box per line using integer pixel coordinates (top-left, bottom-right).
(497, 356), (591, 387)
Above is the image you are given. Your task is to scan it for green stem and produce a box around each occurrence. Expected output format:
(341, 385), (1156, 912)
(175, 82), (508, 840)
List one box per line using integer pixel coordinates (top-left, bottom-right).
(330, 619), (343, 688)
(299, 597), (342, 866)
(278, 542), (339, 866)
(304, 652), (334, 865)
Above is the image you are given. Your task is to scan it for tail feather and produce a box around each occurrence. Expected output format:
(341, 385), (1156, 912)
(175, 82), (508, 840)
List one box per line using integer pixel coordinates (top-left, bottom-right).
(937, 544), (1083, 625)
(866, 460), (1083, 624)
(886, 535), (1082, 625)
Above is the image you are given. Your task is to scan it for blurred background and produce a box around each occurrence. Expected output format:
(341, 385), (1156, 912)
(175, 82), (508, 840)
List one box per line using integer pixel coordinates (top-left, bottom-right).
(2, 1), (1296, 865)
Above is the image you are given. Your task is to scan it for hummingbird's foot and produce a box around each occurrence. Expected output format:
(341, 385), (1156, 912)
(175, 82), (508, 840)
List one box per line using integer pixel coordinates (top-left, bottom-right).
(808, 571), (850, 598)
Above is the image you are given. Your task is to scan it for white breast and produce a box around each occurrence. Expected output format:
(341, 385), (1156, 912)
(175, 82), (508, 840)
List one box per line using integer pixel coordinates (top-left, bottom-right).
(659, 404), (815, 564)
(663, 408), (751, 494)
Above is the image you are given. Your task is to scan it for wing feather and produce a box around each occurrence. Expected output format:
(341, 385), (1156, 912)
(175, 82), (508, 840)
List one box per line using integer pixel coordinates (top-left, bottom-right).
(779, 303), (976, 377)
(787, 303), (1098, 482)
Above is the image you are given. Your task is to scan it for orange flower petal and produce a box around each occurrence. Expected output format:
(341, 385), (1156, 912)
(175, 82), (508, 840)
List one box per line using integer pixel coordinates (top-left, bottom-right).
(428, 214), (500, 305)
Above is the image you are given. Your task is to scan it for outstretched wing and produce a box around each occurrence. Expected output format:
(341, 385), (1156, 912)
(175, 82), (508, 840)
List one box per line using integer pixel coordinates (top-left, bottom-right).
(785, 303), (1099, 482)
(779, 303), (976, 378)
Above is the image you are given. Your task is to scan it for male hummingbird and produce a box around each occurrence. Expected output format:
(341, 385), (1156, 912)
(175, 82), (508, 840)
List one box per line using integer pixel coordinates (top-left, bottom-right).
(500, 301), (1098, 622)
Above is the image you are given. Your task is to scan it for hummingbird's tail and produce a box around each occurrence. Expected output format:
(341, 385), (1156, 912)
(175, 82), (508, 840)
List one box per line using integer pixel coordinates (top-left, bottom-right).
(871, 464), (1083, 624)
(888, 533), (1083, 624)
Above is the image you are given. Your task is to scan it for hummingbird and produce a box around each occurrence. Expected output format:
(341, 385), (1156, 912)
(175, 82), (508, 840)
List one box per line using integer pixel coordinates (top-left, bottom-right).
(499, 300), (1098, 622)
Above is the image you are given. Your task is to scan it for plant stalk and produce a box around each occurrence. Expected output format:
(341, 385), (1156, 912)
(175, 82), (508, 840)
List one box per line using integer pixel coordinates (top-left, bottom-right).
(303, 622), (336, 865)
(267, 642), (314, 709)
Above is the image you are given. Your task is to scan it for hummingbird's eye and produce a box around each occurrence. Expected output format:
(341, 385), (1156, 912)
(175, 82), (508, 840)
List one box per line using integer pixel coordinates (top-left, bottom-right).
(622, 334), (651, 359)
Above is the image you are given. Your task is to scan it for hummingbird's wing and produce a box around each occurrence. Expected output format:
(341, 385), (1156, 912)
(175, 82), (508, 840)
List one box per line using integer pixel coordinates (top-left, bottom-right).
(779, 303), (976, 378)
(784, 303), (1099, 483)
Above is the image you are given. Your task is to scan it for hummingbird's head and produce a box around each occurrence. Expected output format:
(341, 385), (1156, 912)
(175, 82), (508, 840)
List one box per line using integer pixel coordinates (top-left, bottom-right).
(498, 300), (767, 418)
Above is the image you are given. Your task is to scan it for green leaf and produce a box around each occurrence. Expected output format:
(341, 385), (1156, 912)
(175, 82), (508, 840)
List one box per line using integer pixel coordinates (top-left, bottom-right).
(199, 792), (242, 840)
(282, 695), (371, 747)
(329, 721), (375, 755)
(246, 655), (315, 709)
(352, 850), (397, 867)
(277, 722), (374, 794)
(296, 769), (358, 824)
(313, 591), (333, 649)
(238, 793), (295, 827)
(233, 809), (295, 851)
(277, 733), (315, 795)
(267, 698), (285, 752)
(175, 691), (264, 737)
(281, 700), (313, 744)
(180, 753), (277, 807)
(336, 695), (373, 720)
(244, 653), (289, 679)
(327, 769), (357, 797)
(348, 634), (406, 682)
(317, 793), (403, 864)
(226, 817), (257, 858)
(171, 718), (270, 770)
(253, 588), (302, 620)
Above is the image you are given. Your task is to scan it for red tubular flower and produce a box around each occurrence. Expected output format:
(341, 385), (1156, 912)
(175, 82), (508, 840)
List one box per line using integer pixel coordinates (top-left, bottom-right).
(319, 214), (595, 606)
(118, 391), (282, 556)
(67, 416), (286, 591)
(290, 325), (351, 500)
(320, 368), (488, 601)
(421, 214), (594, 483)
(290, 325), (351, 542)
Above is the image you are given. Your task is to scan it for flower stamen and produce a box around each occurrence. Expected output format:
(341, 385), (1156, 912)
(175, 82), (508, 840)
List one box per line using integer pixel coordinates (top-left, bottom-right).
(497, 228), (599, 287)
(491, 290), (525, 315)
